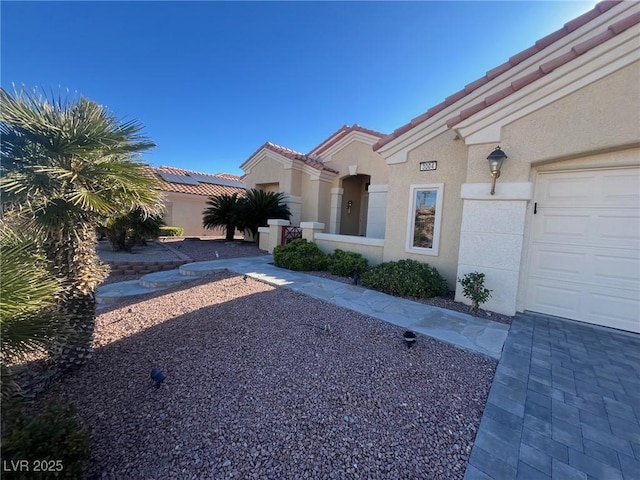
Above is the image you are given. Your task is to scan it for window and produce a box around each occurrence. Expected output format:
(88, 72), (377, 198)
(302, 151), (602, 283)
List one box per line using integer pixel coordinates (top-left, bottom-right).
(405, 183), (443, 256)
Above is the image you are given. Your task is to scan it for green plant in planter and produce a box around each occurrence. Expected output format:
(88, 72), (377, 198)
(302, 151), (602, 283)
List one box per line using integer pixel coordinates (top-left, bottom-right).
(458, 271), (492, 315)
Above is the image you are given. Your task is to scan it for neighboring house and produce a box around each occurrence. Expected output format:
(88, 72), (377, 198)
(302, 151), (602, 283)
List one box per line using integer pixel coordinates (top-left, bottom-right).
(242, 1), (640, 333)
(155, 166), (246, 237)
(241, 124), (389, 238)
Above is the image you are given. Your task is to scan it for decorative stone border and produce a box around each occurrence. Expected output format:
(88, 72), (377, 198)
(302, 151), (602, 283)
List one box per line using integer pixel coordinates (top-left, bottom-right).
(107, 259), (190, 276)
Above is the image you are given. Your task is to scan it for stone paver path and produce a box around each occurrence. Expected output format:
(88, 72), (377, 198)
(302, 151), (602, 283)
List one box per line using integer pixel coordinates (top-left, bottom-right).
(465, 312), (640, 480)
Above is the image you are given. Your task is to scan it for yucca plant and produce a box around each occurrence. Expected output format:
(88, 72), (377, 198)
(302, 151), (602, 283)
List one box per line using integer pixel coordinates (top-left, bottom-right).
(0, 87), (162, 371)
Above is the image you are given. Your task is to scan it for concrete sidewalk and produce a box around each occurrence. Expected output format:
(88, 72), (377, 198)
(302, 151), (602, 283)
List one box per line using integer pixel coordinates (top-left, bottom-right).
(97, 255), (509, 359)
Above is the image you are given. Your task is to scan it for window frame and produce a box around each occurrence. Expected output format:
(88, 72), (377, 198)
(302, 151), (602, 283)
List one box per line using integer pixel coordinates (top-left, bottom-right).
(405, 183), (444, 256)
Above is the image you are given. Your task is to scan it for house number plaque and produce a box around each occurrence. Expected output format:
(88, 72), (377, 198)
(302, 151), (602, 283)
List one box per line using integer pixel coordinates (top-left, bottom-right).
(420, 161), (437, 171)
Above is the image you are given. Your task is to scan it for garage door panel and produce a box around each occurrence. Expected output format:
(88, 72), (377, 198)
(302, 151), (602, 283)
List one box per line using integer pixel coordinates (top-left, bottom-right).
(590, 291), (640, 333)
(599, 213), (640, 246)
(526, 166), (640, 333)
(592, 253), (640, 285)
(533, 248), (585, 276)
(601, 174), (640, 204)
(527, 280), (582, 315)
(542, 176), (594, 203)
(535, 213), (591, 242)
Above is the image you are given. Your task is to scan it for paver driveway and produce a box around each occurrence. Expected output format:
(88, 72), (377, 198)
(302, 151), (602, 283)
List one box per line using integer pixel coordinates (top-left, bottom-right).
(465, 312), (640, 480)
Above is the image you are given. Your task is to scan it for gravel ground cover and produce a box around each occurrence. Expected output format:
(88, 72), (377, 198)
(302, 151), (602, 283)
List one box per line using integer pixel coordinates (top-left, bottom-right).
(36, 271), (497, 479)
(104, 238), (512, 325)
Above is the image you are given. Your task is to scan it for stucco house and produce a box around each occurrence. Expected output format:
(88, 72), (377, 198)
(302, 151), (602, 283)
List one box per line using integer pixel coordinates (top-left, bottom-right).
(242, 1), (639, 333)
(241, 124), (389, 238)
(155, 166), (246, 237)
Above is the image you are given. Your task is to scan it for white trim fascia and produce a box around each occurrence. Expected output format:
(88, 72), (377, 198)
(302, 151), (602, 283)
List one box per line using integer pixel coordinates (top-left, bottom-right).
(317, 131), (383, 162)
(367, 184), (388, 193)
(314, 232), (385, 247)
(242, 148), (294, 174)
(302, 163), (337, 182)
(456, 29), (640, 145)
(461, 182), (533, 200)
(405, 183), (444, 256)
(376, 2), (637, 159)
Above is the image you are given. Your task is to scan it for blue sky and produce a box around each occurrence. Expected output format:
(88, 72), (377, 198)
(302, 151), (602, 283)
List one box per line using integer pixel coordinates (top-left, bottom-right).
(2, 1), (596, 176)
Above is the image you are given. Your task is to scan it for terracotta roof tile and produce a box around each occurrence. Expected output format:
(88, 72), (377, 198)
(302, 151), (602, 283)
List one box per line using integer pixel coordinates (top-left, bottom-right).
(464, 77), (490, 93)
(261, 142), (341, 174)
(309, 124), (386, 156)
(609, 10), (640, 33)
(156, 166), (245, 198)
(446, 8), (639, 129)
(509, 45), (543, 67)
(486, 62), (513, 81)
(565, 6), (604, 32)
(373, 1), (628, 151)
(539, 50), (578, 74)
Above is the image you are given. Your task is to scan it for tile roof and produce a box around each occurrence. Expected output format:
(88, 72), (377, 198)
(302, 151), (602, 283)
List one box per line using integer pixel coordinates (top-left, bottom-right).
(155, 166), (246, 198)
(373, 0), (626, 151)
(245, 141), (340, 174)
(309, 124), (387, 156)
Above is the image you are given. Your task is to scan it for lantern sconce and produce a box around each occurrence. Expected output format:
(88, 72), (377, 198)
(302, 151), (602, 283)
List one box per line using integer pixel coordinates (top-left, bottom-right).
(487, 146), (507, 195)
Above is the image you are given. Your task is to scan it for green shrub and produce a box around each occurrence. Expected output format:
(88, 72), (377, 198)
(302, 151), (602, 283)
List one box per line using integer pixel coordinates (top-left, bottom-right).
(326, 249), (368, 277)
(360, 259), (448, 298)
(1, 402), (90, 479)
(273, 238), (328, 271)
(458, 271), (492, 315)
(159, 226), (184, 237)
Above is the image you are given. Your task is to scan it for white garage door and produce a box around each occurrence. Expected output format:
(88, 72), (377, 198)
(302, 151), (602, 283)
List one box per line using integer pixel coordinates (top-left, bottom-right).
(526, 167), (640, 333)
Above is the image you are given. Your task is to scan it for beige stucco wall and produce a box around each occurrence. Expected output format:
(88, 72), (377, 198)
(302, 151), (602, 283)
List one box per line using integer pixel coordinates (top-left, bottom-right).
(243, 155), (297, 195)
(382, 130), (468, 288)
(318, 140), (389, 234)
(455, 61), (640, 315)
(163, 192), (224, 237)
(465, 63), (640, 185)
(323, 140), (389, 185)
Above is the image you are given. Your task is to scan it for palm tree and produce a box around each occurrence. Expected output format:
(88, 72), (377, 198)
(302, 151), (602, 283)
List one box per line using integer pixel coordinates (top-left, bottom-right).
(0, 87), (161, 371)
(202, 192), (242, 241)
(236, 189), (291, 240)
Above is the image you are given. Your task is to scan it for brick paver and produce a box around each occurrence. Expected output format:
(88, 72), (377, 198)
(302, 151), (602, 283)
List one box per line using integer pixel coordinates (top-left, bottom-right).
(465, 313), (640, 479)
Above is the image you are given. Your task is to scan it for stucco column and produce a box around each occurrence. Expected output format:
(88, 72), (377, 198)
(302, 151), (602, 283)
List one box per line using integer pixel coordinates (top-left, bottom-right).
(301, 222), (325, 243)
(285, 195), (302, 226)
(365, 184), (388, 239)
(329, 188), (343, 234)
(265, 219), (290, 253)
(455, 182), (533, 316)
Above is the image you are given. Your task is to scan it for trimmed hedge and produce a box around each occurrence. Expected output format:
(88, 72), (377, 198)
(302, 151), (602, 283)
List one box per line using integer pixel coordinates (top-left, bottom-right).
(273, 238), (328, 271)
(326, 249), (368, 276)
(159, 226), (184, 237)
(360, 259), (448, 298)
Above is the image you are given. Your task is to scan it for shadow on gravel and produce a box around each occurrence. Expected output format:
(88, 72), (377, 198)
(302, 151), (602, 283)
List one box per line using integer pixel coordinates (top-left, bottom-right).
(30, 272), (497, 479)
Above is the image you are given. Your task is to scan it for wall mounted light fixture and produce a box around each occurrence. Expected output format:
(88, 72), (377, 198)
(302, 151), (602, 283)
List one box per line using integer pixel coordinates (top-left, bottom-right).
(487, 146), (507, 195)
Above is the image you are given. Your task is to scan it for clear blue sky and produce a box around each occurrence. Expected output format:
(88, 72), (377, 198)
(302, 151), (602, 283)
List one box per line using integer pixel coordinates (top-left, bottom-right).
(2, 1), (596, 176)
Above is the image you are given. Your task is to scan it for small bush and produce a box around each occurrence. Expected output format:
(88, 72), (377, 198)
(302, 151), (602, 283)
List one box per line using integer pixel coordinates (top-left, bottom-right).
(1, 402), (90, 479)
(159, 226), (184, 237)
(273, 239), (328, 271)
(360, 259), (448, 298)
(458, 271), (492, 315)
(327, 249), (368, 277)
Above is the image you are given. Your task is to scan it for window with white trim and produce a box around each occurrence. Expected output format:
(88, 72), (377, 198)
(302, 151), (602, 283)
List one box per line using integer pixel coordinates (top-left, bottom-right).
(405, 183), (443, 256)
